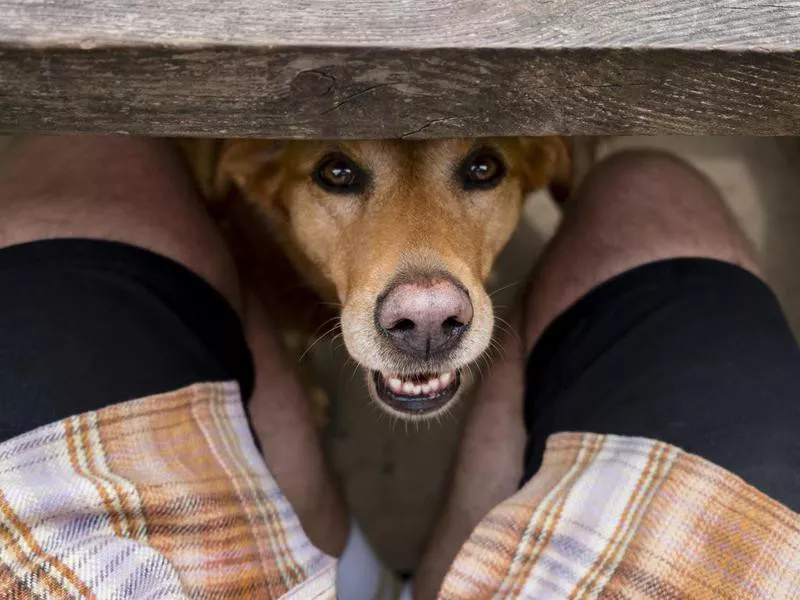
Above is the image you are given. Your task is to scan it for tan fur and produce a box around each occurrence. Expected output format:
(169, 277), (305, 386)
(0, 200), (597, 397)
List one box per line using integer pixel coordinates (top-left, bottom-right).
(181, 137), (571, 418)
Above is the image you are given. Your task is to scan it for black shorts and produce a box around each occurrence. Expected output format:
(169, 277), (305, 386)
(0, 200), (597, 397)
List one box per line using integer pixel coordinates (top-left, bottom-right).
(0, 239), (253, 443)
(522, 258), (800, 511)
(1, 240), (799, 510)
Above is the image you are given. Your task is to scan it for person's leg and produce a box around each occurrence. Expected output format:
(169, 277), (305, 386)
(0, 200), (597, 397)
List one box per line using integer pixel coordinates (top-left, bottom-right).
(244, 292), (348, 556)
(0, 135), (241, 307)
(518, 151), (800, 492)
(0, 135), (346, 556)
(0, 135), (250, 432)
(415, 150), (798, 598)
(519, 149), (759, 350)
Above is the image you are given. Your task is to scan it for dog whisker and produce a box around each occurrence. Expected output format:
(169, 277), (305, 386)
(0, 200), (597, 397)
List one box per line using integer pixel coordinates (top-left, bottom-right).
(328, 332), (344, 350)
(307, 315), (341, 339)
(494, 316), (523, 346)
(488, 280), (523, 298)
(447, 407), (459, 425)
(316, 301), (344, 309)
(482, 349), (497, 366)
(367, 398), (392, 429)
(479, 353), (492, 375)
(487, 337), (504, 356)
(463, 362), (475, 384)
(338, 354), (355, 377)
(472, 358), (485, 381)
(486, 344), (504, 363)
(370, 400), (389, 426)
(492, 321), (513, 337)
(489, 340), (516, 364)
(493, 316), (515, 331)
(299, 322), (342, 362)
(480, 357), (491, 379)
(302, 316), (342, 357)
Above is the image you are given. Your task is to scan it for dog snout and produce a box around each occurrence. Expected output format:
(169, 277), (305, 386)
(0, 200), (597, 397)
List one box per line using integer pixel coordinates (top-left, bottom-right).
(376, 277), (473, 359)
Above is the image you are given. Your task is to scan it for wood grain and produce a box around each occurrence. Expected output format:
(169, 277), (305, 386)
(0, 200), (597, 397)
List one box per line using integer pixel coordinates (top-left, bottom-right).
(1, 0), (799, 136)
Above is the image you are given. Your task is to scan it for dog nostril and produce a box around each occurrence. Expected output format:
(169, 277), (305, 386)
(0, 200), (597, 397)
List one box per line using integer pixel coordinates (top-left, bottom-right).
(442, 316), (464, 335)
(376, 275), (473, 357)
(388, 318), (415, 333)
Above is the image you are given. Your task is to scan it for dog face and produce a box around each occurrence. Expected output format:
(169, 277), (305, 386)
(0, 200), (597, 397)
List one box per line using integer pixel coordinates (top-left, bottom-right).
(216, 138), (568, 418)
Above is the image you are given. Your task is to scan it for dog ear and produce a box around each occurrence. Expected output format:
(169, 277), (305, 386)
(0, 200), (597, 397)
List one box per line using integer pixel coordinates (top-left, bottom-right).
(214, 139), (288, 201)
(518, 136), (574, 203)
(173, 138), (224, 200)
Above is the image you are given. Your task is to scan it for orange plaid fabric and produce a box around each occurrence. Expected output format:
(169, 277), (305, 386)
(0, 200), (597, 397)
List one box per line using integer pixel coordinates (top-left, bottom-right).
(1, 383), (799, 598)
(0, 382), (335, 599)
(440, 433), (800, 599)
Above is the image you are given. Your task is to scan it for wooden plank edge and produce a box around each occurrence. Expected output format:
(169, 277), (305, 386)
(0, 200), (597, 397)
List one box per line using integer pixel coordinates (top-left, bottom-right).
(1, 45), (798, 137)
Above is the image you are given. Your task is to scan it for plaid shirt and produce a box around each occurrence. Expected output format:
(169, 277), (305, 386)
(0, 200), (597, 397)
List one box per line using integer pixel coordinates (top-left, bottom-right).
(1, 382), (798, 598)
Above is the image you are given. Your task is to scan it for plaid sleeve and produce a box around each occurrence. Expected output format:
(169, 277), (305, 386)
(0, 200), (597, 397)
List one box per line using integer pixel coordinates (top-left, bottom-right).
(0, 382), (335, 599)
(440, 432), (800, 599)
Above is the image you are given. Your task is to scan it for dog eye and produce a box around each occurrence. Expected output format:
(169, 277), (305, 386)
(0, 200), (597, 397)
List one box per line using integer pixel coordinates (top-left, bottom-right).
(313, 153), (366, 194)
(460, 150), (506, 190)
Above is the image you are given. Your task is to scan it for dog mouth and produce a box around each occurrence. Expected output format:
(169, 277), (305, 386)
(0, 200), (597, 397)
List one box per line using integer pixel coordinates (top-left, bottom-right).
(371, 369), (461, 415)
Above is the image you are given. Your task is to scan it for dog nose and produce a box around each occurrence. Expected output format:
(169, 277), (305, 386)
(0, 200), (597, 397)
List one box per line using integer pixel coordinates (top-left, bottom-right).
(376, 277), (473, 359)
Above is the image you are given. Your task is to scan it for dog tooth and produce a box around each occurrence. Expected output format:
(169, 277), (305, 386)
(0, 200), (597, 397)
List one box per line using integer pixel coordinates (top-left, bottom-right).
(421, 384), (431, 394)
(402, 381), (414, 394)
(429, 379), (440, 392)
(389, 378), (402, 393)
(441, 371), (453, 386)
(412, 385), (422, 395)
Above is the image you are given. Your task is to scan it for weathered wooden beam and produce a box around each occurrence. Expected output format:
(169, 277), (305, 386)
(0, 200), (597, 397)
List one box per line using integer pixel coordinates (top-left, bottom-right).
(1, 0), (799, 137)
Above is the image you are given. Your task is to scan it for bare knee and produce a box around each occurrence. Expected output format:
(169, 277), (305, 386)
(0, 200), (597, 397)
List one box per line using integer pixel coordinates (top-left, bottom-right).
(586, 148), (710, 186)
(568, 148), (760, 276)
(521, 148), (760, 351)
(0, 135), (241, 313)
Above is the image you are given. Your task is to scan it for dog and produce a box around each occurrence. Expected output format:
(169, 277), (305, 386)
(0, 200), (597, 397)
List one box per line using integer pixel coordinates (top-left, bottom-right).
(181, 138), (572, 420)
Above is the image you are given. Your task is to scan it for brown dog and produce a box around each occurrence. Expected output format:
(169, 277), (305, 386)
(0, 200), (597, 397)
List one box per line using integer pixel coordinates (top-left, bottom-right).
(183, 138), (571, 419)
